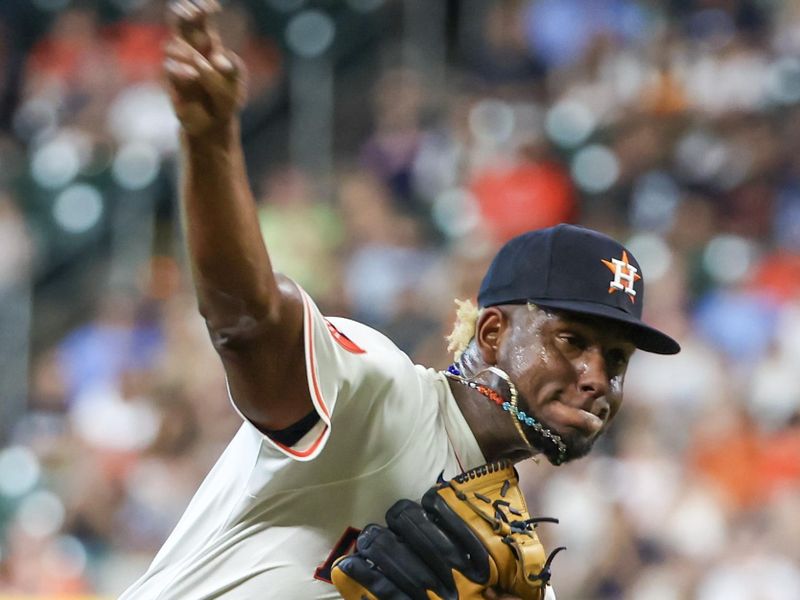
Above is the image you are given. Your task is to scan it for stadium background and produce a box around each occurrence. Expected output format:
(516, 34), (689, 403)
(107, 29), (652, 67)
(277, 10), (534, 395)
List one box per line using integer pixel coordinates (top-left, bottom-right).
(0, 0), (799, 597)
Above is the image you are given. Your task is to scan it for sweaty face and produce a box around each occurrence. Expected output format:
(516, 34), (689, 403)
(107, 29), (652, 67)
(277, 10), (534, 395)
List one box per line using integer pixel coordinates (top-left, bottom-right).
(496, 306), (636, 463)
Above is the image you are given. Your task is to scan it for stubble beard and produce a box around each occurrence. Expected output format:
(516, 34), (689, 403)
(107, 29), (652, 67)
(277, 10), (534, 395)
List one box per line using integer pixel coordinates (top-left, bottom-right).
(519, 393), (599, 465)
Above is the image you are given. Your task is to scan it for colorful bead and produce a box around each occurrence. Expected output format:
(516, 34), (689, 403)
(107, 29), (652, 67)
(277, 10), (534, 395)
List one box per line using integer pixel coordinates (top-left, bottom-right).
(444, 363), (568, 465)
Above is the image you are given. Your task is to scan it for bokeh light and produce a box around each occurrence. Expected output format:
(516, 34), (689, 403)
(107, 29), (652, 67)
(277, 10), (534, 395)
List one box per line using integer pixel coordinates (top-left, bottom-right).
(703, 234), (758, 285)
(108, 83), (179, 152)
(112, 142), (160, 190)
(766, 57), (800, 105)
(52, 184), (104, 234)
(31, 136), (81, 190)
(431, 187), (480, 238)
(571, 144), (620, 193)
(16, 490), (65, 539)
(0, 446), (40, 498)
(286, 10), (336, 58)
(469, 99), (515, 146)
(627, 232), (673, 282)
(44, 535), (89, 579)
(545, 99), (596, 149)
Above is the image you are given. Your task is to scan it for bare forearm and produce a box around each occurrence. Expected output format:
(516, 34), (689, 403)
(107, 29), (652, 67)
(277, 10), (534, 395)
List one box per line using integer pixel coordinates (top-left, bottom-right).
(164, 0), (310, 426)
(181, 123), (278, 327)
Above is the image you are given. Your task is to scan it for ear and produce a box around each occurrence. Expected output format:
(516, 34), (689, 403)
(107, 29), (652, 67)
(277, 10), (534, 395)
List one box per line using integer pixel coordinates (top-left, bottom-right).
(474, 307), (507, 366)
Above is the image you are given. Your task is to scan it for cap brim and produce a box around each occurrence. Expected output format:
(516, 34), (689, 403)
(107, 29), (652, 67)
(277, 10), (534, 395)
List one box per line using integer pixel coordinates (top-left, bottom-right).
(529, 299), (681, 355)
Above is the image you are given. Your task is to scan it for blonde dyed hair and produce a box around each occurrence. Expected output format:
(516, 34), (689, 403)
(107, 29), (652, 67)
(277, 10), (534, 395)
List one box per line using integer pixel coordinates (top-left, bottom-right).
(446, 299), (482, 362)
(446, 299), (542, 361)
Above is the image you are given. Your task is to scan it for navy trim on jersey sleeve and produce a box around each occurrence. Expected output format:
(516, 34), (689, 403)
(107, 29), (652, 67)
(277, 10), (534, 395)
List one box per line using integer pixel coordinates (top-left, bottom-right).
(263, 410), (321, 447)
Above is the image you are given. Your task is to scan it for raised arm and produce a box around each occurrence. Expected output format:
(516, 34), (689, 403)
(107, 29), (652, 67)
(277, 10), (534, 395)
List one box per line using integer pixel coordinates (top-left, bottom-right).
(164, 0), (311, 430)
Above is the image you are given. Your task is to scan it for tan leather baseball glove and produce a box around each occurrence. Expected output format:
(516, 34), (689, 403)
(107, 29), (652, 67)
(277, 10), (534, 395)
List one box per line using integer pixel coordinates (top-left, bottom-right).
(332, 460), (564, 599)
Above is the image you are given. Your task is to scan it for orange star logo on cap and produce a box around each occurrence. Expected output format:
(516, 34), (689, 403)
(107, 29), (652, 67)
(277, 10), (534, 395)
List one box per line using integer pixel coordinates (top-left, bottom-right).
(601, 251), (641, 303)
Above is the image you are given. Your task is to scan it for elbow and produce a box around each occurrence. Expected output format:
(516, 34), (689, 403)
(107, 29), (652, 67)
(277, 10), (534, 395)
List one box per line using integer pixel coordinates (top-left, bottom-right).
(197, 292), (280, 353)
(197, 275), (304, 353)
(206, 312), (273, 352)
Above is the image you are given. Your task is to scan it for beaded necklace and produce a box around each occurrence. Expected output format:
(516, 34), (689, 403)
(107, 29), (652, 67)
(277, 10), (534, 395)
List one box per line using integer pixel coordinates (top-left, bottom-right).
(444, 363), (568, 465)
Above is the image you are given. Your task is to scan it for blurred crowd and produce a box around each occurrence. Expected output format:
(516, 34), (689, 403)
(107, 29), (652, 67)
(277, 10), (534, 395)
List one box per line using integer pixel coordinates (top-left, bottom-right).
(1, 0), (800, 597)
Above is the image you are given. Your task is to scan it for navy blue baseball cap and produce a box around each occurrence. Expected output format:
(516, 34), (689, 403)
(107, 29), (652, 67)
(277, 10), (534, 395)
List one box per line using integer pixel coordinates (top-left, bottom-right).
(478, 224), (680, 354)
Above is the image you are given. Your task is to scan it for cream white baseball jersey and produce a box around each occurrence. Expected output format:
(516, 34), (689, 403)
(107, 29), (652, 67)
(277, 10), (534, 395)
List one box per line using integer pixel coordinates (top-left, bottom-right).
(119, 287), (487, 599)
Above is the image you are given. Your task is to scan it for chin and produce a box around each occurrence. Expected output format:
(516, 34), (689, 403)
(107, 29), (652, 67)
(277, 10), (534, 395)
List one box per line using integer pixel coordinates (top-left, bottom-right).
(558, 432), (596, 462)
(521, 395), (603, 464)
(537, 427), (597, 465)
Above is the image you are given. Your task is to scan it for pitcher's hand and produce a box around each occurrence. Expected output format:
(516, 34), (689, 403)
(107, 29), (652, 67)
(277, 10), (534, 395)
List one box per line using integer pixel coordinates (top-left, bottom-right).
(164, 0), (246, 137)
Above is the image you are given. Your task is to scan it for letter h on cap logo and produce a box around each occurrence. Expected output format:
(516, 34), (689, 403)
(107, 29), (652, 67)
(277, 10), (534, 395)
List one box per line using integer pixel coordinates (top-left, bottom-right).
(601, 251), (641, 303)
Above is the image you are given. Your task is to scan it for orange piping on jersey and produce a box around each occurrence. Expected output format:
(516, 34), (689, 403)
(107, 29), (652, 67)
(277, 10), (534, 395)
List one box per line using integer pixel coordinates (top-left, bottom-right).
(273, 428), (327, 458)
(302, 290), (331, 420)
(325, 319), (366, 354)
(271, 290), (331, 459)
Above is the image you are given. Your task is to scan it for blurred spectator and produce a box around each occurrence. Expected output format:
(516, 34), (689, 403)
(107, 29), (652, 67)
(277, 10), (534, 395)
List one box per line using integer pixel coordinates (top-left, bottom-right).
(463, 0), (546, 86)
(337, 169), (436, 326)
(69, 367), (160, 453)
(257, 166), (343, 301)
(524, 0), (653, 69)
(215, 1), (282, 101)
(688, 404), (763, 511)
(23, 6), (107, 94)
(469, 141), (577, 242)
(57, 292), (163, 403)
(105, 1), (169, 85)
(360, 67), (427, 205)
(23, 5), (123, 130)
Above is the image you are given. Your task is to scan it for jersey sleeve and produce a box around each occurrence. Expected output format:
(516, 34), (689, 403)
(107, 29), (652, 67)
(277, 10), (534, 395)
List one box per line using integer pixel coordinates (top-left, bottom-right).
(237, 284), (416, 462)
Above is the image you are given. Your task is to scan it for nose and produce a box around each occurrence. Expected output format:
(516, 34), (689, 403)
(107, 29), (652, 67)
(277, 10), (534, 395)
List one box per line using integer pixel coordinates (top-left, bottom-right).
(577, 347), (609, 400)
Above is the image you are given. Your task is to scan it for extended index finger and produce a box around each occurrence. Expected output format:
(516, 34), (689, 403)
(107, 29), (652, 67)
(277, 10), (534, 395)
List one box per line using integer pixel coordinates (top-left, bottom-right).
(168, 0), (222, 56)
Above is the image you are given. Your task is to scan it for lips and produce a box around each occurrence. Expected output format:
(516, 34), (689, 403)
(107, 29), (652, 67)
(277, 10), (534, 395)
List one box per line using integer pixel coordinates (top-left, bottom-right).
(544, 399), (605, 436)
(574, 408), (604, 434)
